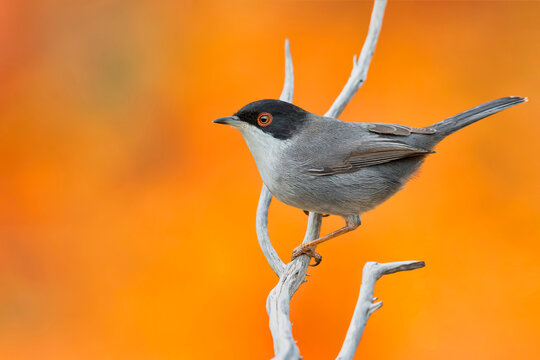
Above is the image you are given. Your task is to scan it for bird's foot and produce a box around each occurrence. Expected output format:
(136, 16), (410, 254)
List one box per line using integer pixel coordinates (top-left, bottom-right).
(291, 244), (322, 266)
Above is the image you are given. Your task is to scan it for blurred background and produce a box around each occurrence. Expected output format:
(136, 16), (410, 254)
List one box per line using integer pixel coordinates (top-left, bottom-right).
(1, 0), (539, 359)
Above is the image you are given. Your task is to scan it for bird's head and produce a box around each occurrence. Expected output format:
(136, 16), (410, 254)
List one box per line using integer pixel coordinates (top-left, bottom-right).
(213, 99), (310, 140)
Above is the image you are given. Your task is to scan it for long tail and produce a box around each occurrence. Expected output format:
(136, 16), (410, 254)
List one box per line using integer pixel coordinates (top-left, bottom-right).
(430, 96), (527, 140)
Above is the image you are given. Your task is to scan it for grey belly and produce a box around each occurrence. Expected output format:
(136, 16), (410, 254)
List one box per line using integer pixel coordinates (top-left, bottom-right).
(265, 157), (426, 217)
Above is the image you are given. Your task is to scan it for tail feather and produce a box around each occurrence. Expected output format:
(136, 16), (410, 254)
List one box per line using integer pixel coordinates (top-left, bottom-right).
(430, 96), (527, 139)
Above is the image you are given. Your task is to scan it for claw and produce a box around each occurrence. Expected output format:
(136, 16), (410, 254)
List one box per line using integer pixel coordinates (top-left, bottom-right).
(291, 245), (323, 266)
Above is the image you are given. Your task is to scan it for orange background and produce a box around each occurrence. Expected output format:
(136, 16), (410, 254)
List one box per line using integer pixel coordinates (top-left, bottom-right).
(1, 1), (539, 359)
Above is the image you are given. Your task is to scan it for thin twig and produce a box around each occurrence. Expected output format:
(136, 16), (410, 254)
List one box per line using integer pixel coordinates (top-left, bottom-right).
(326, 0), (387, 118)
(255, 39), (294, 278)
(336, 261), (425, 360)
(280, 39), (294, 103)
(257, 186), (285, 277)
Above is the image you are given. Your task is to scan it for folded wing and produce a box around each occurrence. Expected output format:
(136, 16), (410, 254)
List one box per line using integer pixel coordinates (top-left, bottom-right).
(307, 139), (433, 176)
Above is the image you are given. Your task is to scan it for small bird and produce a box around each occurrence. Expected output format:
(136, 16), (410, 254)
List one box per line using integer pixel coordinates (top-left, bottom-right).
(214, 97), (527, 265)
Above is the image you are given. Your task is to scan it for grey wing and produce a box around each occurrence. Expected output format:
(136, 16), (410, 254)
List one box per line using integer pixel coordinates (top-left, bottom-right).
(306, 122), (435, 176)
(307, 139), (433, 176)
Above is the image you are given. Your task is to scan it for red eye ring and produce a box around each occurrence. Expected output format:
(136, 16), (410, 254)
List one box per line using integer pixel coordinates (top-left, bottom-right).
(257, 112), (273, 127)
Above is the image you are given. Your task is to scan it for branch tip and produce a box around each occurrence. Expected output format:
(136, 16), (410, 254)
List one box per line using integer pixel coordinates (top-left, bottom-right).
(368, 301), (383, 315)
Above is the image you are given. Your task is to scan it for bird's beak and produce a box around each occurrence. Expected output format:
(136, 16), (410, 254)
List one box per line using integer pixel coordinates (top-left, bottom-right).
(213, 115), (242, 126)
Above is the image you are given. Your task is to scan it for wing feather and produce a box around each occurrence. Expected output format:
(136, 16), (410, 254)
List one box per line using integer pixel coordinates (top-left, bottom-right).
(307, 140), (433, 176)
(367, 123), (436, 136)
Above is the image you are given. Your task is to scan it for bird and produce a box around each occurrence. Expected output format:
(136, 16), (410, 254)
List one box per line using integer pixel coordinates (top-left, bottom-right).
(213, 96), (527, 265)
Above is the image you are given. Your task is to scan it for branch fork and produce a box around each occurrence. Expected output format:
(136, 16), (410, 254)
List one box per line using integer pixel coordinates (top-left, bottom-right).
(253, 1), (425, 358)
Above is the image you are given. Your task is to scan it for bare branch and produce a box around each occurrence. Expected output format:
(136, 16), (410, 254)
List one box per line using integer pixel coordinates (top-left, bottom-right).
(256, 186), (285, 277)
(267, 213), (322, 359)
(326, 0), (387, 119)
(262, 38), (325, 359)
(256, 39), (294, 278)
(337, 261), (425, 360)
(256, 3), (418, 359)
(280, 39), (294, 103)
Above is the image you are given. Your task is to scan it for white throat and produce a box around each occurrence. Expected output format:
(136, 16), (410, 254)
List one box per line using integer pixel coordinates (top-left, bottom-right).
(236, 124), (290, 186)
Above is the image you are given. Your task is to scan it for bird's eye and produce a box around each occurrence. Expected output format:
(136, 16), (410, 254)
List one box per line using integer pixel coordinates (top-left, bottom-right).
(257, 112), (273, 127)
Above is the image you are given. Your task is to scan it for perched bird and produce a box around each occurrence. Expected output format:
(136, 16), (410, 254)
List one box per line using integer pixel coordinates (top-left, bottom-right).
(214, 96), (527, 265)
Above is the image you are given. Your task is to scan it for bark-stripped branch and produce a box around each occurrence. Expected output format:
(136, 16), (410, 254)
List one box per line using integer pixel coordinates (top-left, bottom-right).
(326, 0), (387, 118)
(253, 1), (424, 359)
(262, 40), (324, 357)
(257, 185), (285, 277)
(256, 39), (293, 278)
(337, 261), (425, 360)
(280, 39), (295, 104)
(266, 212), (322, 359)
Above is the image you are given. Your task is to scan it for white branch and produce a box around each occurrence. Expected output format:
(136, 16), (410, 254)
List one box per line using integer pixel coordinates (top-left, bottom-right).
(261, 37), (326, 360)
(337, 261), (425, 360)
(253, 2), (423, 359)
(257, 186), (285, 277)
(256, 39), (294, 278)
(264, 40), (325, 360)
(326, 0), (387, 119)
(266, 213), (322, 359)
(280, 39), (294, 103)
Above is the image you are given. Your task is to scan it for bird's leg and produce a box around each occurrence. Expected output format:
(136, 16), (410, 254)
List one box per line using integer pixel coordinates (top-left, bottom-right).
(291, 215), (361, 266)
